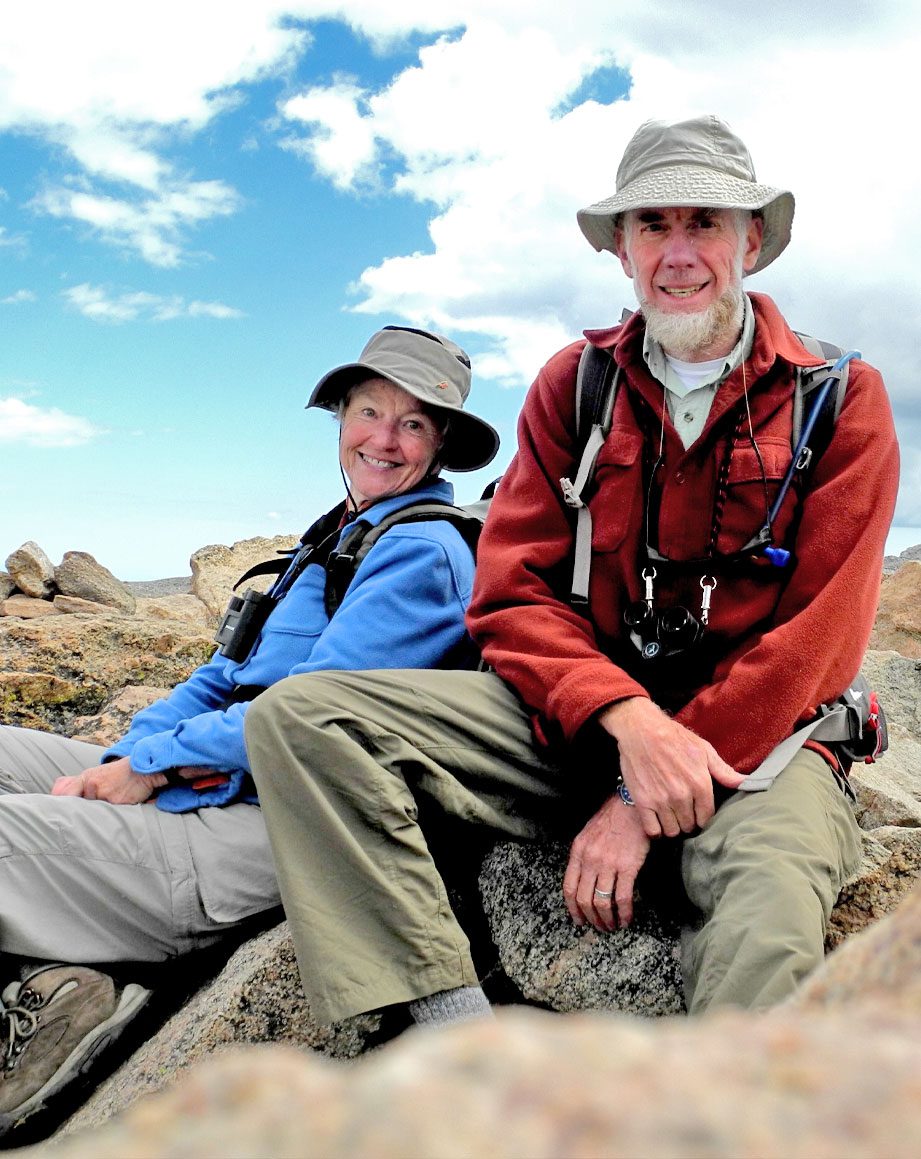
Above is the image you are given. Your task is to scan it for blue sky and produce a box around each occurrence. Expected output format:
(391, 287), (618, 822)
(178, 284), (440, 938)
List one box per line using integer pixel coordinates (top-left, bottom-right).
(2, 2), (919, 579)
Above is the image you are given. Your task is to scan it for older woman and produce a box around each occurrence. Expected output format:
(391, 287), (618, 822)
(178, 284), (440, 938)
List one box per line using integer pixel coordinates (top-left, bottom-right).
(0, 326), (497, 1135)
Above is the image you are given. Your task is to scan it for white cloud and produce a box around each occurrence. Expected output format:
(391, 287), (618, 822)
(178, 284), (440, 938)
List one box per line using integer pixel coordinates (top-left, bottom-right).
(277, 7), (919, 414)
(35, 179), (241, 267)
(0, 3), (309, 139)
(0, 2), (918, 519)
(281, 81), (379, 189)
(0, 2), (309, 263)
(0, 225), (26, 250)
(63, 283), (244, 323)
(0, 397), (103, 447)
(1, 290), (36, 305)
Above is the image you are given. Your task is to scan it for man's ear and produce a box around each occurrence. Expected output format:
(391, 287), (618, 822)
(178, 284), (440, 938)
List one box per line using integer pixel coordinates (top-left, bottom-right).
(742, 214), (765, 274)
(614, 224), (634, 278)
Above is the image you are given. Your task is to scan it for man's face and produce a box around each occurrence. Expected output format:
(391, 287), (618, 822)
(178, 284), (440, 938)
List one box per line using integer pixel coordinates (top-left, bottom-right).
(615, 207), (764, 359)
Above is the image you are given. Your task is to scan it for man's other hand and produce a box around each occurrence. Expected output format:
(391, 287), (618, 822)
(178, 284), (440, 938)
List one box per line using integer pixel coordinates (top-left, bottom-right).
(597, 698), (745, 838)
(51, 757), (167, 804)
(563, 793), (651, 931)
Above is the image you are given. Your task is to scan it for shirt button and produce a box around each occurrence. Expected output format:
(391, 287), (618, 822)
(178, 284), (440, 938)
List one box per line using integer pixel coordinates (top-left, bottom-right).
(682, 411), (694, 423)
(674, 471), (685, 483)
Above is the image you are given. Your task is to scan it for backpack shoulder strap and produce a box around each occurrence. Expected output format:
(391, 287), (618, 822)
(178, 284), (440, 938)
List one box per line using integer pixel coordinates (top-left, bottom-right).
(791, 332), (849, 460)
(561, 343), (621, 606)
(230, 554), (294, 591)
(574, 342), (619, 443)
(229, 499), (349, 593)
(323, 501), (483, 618)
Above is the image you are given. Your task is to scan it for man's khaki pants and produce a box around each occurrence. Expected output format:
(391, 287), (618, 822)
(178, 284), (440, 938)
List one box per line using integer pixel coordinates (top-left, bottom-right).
(244, 669), (862, 1024)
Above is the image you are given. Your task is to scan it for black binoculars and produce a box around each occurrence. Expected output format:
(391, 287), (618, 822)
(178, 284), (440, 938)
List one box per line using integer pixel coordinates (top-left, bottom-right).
(214, 588), (277, 663)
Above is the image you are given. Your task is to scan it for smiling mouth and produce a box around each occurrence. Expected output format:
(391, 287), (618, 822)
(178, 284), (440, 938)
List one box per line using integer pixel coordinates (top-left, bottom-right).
(359, 453), (400, 469)
(661, 284), (706, 297)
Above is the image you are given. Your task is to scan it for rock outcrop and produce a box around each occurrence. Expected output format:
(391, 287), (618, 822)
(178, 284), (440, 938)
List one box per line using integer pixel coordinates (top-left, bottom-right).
(870, 560), (921, 658)
(883, 542), (921, 574)
(0, 612), (213, 734)
(6, 540), (55, 597)
(0, 594), (61, 619)
(190, 535), (295, 618)
(33, 884), (921, 1159)
(64, 923), (385, 1134)
(0, 534), (295, 736)
(791, 879), (921, 1013)
(3, 541), (138, 616)
(480, 838), (685, 1015)
(55, 551), (137, 614)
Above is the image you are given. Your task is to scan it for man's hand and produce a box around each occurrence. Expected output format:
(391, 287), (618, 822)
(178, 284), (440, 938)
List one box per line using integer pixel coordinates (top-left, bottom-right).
(563, 793), (651, 931)
(51, 757), (167, 804)
(598, 698), (745, 838)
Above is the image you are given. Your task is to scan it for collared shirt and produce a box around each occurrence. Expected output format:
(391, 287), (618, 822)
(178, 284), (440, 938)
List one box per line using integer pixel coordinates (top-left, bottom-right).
(642, 295), (756, 449)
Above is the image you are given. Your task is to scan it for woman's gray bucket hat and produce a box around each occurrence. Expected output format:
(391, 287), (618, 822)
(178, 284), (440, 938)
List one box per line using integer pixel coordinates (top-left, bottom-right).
(308, 326), (499, 472)
(576, 115), (794, 276)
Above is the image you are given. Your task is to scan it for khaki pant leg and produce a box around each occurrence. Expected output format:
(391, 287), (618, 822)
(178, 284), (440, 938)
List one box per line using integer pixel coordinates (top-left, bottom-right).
(244, 668), (563, 1024)
(0, 726), (279, 962)
(0, 725), (106, 793)
(681, 749), (862, 1013)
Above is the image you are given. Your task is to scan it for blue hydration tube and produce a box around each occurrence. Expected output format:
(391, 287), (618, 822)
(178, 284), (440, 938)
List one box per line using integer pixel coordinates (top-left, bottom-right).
(760, 350), (861, 568)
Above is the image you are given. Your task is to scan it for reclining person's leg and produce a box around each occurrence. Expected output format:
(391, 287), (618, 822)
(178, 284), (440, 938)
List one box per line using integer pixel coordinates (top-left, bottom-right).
(0, 726), (107, 796)
(245, 668), (563, 1026)
(0, 725), (277, 963)
(0, 725), (281, 1134)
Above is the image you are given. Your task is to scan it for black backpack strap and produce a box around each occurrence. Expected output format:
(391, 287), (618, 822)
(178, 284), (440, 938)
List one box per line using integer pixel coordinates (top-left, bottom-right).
(231, 554), (295, 591)
(560, 343), (621, 605)
(323, 502), (483, 618)
(228, 500), (349, 594)
(740, 334), (855, 562)
(792, 333), (849, 461)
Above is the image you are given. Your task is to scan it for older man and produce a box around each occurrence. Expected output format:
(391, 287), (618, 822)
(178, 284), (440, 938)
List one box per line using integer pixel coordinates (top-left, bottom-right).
(246, 115), (898, 1020)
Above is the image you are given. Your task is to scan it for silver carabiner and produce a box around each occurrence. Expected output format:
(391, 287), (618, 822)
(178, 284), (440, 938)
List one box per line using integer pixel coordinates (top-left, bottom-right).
(699, 575), (717, 626)
(642, 566), (657, 609)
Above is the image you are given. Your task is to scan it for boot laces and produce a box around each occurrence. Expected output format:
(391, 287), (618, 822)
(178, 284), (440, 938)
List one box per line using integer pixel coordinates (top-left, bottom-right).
(0, 988), (43, 1071)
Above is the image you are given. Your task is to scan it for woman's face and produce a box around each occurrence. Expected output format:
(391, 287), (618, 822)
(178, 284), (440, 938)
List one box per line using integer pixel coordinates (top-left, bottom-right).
(338, 377), (443, 509)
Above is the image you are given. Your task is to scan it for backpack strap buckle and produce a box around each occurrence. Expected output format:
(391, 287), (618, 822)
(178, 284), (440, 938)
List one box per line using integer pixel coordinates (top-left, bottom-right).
(560, 476), (584, 509)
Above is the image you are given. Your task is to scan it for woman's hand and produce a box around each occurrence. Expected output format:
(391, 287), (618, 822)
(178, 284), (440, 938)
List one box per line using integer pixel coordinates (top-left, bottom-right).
(51, 757), (167, 804)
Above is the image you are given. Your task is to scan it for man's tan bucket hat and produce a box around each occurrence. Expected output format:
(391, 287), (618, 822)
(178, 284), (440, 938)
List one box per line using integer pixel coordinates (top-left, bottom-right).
(576, 115), (794, 275)
(308, 325), (499, 472)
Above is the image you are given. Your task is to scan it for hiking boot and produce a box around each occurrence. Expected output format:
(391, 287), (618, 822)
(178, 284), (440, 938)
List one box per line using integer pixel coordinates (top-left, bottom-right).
(0, 965), (150, 1134)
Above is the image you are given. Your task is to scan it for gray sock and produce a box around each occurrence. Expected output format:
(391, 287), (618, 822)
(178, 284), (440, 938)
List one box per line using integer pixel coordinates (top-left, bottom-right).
(407, 985), (493, 1026)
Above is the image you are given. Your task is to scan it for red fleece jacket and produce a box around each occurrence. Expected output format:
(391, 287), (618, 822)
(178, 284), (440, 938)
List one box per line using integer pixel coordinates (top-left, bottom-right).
(466, 294), (899, 774)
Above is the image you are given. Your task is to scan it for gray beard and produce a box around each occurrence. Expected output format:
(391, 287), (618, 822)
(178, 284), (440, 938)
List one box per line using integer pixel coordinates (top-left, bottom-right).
(639, 283), (745, 360)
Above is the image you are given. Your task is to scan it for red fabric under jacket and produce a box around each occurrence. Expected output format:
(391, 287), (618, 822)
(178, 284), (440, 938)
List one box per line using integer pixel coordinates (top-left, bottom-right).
(466, 293), (899, 774)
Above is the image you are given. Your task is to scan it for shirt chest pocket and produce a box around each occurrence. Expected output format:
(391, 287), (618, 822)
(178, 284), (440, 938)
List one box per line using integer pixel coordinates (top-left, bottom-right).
(715, 438), (795, 554)
(586, 431), (645, 553)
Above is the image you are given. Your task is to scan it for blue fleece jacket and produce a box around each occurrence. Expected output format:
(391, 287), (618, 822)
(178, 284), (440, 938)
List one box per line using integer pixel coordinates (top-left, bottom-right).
(103, 481), (477, 811)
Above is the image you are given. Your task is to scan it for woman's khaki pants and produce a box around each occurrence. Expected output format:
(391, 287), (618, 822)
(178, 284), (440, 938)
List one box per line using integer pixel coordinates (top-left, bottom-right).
(244, 669), (862, 1024)
(0, 726), (280, 964)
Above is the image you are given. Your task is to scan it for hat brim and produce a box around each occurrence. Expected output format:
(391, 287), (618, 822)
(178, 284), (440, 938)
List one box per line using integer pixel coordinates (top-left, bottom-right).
(307, 364), (499, 473)
(577, 165), (794, 275)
